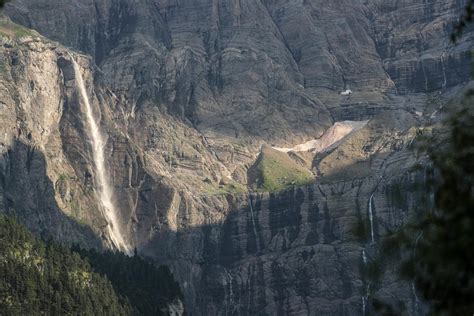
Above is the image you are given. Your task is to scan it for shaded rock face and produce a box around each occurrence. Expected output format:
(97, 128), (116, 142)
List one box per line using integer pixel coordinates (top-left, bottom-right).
(6, 0), (471, 132)
(143, 161), (431, 315)
(0, 0), (472, 315)
(369, 0), (473, 94)
(5, 0), (333, 142)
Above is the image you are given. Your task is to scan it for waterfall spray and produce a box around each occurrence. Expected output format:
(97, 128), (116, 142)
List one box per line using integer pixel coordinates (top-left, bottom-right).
(69, 55), (129, 253)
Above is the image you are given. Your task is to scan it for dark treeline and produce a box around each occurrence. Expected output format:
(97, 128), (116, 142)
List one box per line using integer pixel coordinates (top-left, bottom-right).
(72, 246), (183, 316)
(0, 215), (182, 315)
(0, 214), (131, 315)
(370, 4), (474, 313)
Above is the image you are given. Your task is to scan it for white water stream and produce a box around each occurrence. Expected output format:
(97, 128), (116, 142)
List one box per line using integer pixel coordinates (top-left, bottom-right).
(70, 56), (129, 253)
(362, 191), (376, 314)
(248, 195), (259, 252)
(368, 192), (375, 244)
(412, 232), (424, 314)
(361, 249), (369, 315)
(441, 53), (447, 88)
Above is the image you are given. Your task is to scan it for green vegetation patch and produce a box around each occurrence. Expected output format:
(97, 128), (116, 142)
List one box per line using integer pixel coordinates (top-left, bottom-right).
(202, 180), (247, 196)
(0, 215), (131, 315)
(0, 17), (35, 38)
(0, 214), (183, 315)
(248, 144), (314, 192)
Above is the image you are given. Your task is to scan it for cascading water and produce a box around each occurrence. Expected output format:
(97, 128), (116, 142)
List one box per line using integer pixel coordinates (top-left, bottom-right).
(361, 190), (376, 315)
(225, 269), (235, 315)
(412, 282), (419, 313)
(362, 296), (366, 316)
(69, 55), (130, 253)
(362, 249), (368, 265)
(440, 53), (447, 89)
(248, 195), (259, 252)
(368, 192), (375, 244)
(412, 232), (424, 314)
(361, 249), (369, 316)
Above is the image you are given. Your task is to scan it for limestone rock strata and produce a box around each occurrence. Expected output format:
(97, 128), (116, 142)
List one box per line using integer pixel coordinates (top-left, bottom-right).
(0, 0), (472, 314)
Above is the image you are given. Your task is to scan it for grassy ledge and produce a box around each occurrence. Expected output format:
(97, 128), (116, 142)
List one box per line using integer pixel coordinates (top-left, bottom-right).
(248, 144), (314, 192)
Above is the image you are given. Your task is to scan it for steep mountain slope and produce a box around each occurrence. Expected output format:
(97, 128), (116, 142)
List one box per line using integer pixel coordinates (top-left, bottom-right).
(0, 0), (472, 314)
(0, 214), (183, 315)
(0, 215), (132, 315)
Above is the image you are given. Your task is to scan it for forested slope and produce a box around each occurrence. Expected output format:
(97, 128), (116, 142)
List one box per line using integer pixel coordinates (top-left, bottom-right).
(0, 215), (182, 315)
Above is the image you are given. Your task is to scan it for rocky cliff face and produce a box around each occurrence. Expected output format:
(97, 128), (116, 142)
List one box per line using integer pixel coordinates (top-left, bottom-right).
(0, 0), (472, 315)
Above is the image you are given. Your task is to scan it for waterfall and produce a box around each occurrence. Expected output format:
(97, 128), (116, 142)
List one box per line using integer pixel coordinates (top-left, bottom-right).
(225, 269), (234, 315)
(70, 55), (129, 253)
(362, 296), (366, 316)
(412, 282), (419, 314)
(361, 249), (369, 315)
(412, 232), (423, 314)
(248, 195), (259, 252)
(368, 192), (375, 244)
(362, 191), (376, 315)
(362, 284), (370, 316)
(440, 53), (447, 88)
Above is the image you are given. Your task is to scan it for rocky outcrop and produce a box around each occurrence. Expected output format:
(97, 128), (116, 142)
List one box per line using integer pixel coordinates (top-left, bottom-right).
(0, 0), (472, 314)
(140, 117), (433, 314)
(0, 26), (102, 247)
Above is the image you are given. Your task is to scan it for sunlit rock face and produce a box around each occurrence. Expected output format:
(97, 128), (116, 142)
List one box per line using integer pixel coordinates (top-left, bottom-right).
(1, 0), (472, 314)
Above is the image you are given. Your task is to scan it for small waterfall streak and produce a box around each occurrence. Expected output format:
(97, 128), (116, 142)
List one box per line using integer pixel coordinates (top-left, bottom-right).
(248, 195), (259, 251)
(412, 232), (423, 314)
(225, 269), (234, 314)
(362, 296), (366, 316)
(361, 249), (369, 315)
(362, 189), (378, 314)
(362, 284), (370, 316)
(412, 282), (419, 313)
(441, 53), (447, 88)
(70, 55), (129, 253)
(368, 192), (375, 244)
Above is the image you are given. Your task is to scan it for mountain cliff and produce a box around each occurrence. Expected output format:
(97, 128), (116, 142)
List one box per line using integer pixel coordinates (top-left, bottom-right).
(0, 0), (472, 314)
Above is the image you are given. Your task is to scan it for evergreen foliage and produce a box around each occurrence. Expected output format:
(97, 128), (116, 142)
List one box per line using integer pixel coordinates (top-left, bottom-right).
(371, 94), (474, 315)
(73, 246), (183, 316)
(0, 214), (132, 315)
(452, 0), (473, 41)
(369, 6), (474, 314)
(405, 96), (474, 314)
(0, 215), (183, 315)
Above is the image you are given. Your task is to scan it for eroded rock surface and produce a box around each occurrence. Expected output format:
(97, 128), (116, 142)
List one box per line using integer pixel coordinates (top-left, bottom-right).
(0, 0), (472, 314)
